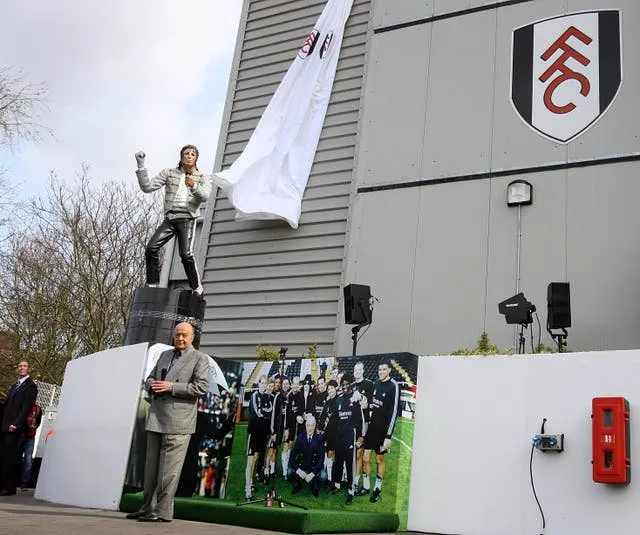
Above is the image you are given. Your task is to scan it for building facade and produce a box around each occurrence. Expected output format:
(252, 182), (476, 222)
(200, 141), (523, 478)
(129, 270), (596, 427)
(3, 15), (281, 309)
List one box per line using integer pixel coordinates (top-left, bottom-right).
(195, 0), (640, 359)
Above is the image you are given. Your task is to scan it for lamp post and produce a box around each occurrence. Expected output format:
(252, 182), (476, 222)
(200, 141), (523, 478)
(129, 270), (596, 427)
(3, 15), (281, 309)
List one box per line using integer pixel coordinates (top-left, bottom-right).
(507, 180), (533, 350)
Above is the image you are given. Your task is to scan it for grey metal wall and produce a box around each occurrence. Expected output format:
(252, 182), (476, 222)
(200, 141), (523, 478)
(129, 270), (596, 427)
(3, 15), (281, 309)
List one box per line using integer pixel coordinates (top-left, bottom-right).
(199, 0), (372, 359)
(337, 0), (640, 355)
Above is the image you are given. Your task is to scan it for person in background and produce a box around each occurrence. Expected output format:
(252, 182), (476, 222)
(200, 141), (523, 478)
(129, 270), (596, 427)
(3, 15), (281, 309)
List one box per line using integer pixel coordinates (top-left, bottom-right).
(18, 403), (42, 490)
(0, 360), (38, 496)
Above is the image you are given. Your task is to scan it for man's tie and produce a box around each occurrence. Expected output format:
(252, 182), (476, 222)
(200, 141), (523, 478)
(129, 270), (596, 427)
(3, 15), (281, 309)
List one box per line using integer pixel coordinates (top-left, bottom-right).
(8, 380), (20, 396)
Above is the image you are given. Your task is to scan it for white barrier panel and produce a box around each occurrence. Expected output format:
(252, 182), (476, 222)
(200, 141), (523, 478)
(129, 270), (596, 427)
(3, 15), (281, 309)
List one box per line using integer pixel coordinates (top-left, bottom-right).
(408, 350), (640, 535)
(35, 344), (148, 510)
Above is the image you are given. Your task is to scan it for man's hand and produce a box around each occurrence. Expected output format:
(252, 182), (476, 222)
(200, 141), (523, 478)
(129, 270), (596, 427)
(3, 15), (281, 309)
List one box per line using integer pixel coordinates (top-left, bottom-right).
(135, 151), (146, 169)
(359, 396), (368, 409)
(296, 415), (304, 424)
(356, 436), (364, 448)
(305, 472), (315, 483)
(381, 438), (392, 452)
(296, 468), (307, 479)
(185, 176), (195, 188)
(151, 380), (172, 394)
(8, 425), (16, 432)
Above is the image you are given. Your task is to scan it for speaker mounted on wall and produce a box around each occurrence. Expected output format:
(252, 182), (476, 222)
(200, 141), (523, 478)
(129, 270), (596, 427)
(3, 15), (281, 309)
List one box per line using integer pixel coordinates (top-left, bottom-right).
(343, 284), (372, 325)
(547, 282), (571, 329)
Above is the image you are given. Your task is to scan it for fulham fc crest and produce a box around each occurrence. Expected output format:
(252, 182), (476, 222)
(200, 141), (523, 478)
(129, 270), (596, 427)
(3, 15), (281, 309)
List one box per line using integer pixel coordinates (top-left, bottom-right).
(511, 10), (622, 143)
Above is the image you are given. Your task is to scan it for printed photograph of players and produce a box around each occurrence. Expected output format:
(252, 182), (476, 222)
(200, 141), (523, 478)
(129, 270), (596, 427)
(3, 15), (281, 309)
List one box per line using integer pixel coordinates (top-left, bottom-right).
(225, 353), (418, 528)
(186, 357), (243, 499)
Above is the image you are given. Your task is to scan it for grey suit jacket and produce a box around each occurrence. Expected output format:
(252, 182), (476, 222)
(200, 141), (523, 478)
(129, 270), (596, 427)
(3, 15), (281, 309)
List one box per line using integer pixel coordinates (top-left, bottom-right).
(144, 346), (210, 435)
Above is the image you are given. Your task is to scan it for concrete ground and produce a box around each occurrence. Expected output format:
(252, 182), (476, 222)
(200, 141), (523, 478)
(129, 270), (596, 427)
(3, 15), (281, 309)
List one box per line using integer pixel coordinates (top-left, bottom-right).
(0, 490), (404, 535)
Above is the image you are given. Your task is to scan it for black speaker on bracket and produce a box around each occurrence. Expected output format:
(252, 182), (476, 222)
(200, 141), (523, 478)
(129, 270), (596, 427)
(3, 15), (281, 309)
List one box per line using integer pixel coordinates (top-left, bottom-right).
(547, 282), (571, 329)
(343, 284), (372, 325)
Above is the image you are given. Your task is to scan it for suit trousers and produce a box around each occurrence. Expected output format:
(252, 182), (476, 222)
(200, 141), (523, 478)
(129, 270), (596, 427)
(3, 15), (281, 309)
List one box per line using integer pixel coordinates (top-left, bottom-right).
(0, 431), (20, 492)
(145, 218), (200, 289)
(141, 431), (191, 520)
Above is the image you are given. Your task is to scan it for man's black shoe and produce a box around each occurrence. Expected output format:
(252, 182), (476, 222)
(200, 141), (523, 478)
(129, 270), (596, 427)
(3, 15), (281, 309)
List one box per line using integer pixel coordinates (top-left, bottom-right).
(291, 485), (301, 495)
(138, 513), (171, 522)
(355, 487), (370, 497)
(345, 494), (353, 505)
(370, 489), (381, 503)
(327, 486), (340, 495)
(0, 490), (16, 496)
(125, 511), (146, 520)
(312, 488), (319, 497)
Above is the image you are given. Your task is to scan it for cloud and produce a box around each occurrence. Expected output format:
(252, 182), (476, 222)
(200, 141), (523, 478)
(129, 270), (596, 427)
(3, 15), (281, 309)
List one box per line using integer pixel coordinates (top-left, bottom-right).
(0, 0), (242, 197)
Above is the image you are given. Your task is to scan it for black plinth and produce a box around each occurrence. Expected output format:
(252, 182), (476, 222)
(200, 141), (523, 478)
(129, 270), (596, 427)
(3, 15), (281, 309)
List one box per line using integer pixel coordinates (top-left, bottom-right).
(124, 287), (206, 349)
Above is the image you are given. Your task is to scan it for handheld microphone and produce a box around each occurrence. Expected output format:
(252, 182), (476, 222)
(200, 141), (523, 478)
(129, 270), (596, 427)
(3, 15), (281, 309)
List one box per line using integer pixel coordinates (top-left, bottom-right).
(152, 368), (168, 399)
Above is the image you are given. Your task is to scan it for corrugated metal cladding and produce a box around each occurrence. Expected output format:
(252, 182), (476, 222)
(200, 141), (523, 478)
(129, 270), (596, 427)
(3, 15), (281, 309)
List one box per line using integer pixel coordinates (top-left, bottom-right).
(199, 0), (371, 360)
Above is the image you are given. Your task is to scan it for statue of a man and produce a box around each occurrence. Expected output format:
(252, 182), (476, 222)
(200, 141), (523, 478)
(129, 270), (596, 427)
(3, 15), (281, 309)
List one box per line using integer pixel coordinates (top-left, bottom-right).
(135, 145), (212, 295)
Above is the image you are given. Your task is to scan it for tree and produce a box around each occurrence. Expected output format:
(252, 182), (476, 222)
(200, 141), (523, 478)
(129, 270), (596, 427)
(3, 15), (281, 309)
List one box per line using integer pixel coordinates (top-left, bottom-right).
(0, 67), (49, 149)
(0, 169), (161, 394)
(0, 67), (50, 232)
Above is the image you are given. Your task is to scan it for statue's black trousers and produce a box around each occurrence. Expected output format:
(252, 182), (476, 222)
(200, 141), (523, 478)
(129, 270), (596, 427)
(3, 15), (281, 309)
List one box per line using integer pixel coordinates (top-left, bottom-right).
(146, 217), (200, 289)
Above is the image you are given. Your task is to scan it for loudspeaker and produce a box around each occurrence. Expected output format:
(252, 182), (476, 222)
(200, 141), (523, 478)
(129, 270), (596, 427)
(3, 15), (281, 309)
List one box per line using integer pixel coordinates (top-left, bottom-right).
(343, 284), (372, 325)
(547, 282), (571, 329)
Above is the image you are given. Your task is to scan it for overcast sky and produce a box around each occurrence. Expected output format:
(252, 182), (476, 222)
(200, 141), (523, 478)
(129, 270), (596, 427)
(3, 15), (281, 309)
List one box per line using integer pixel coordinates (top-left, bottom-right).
(0, 0), (243, 200)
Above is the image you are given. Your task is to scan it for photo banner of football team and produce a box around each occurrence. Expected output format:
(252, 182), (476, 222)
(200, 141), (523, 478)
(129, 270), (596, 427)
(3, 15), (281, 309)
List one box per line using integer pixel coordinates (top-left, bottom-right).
(224, 352), (418, 521)
(127, 351), (418, 523)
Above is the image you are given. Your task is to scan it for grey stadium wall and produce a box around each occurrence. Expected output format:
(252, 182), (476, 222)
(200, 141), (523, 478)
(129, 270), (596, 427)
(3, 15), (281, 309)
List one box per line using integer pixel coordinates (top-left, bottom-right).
(198, 0), (372, 359)
(335, 0), (640, 356)
(200, 0), (640, 360)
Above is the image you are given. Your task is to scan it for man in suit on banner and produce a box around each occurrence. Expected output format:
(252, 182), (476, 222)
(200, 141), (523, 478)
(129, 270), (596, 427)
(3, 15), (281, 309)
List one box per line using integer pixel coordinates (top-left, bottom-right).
(289, 415), (324, 497)
(0, 360), (38, 496)
(126, 322), (210, 522)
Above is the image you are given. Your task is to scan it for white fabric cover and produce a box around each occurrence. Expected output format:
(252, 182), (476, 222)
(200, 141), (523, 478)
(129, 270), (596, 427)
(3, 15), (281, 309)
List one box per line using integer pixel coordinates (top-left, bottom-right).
(213, 0), (354, 228)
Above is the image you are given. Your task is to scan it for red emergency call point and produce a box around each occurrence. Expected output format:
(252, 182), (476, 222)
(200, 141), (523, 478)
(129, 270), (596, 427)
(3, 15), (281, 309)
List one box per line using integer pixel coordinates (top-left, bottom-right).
(592, 397), (630, 485)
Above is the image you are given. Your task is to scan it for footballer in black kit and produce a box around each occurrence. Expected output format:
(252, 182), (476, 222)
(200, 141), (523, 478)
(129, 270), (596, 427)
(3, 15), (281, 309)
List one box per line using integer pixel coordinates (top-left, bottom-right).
(245, 375), (273, 500)
(311, 376), (329, 423)
(326, 373), (364, 505)
(352, 360), (374, 495)
(283, 376), (304, 474)
(361, 358), (400, 503)
(264, 375), (285, 482)
(317, 379), (339, 485)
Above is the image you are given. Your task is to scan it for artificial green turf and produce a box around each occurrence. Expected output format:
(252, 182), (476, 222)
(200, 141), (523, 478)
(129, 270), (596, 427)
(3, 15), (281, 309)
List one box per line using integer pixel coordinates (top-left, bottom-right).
(120, 493), (399, 534)
(226, 419), (414, 530)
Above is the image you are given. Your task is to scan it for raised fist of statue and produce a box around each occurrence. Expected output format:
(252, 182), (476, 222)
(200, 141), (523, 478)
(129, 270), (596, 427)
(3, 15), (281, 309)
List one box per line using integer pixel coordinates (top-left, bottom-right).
(135, 151), (146, 169)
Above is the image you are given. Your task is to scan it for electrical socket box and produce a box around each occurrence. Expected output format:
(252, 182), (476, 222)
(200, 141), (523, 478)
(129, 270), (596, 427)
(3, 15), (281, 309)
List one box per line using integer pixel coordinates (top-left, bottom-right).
(535, 433), (564, 452)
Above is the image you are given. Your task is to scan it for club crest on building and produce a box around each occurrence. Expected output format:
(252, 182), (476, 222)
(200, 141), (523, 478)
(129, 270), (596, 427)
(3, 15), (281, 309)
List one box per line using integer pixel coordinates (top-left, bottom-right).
(511, 10), (622, 143)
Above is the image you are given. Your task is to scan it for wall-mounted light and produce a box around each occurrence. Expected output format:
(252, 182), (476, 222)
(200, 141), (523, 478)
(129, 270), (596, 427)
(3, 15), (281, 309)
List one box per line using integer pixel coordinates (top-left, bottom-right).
(507, 180), (533, 207)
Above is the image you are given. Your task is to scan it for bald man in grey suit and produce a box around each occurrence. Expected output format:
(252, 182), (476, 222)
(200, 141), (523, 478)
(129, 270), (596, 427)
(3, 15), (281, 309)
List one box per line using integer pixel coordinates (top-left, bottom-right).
(126, 322), (210, 522)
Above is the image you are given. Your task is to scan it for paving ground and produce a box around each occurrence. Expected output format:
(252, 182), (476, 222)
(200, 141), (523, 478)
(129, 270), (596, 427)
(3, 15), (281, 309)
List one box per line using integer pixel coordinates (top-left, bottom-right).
(0, 490), (406, 535)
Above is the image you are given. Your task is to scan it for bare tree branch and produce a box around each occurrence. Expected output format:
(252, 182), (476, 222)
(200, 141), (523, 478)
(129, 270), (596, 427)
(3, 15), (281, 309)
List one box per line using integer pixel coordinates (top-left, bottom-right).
(0, 67), (51, 149)
(0, 169), (162, 394)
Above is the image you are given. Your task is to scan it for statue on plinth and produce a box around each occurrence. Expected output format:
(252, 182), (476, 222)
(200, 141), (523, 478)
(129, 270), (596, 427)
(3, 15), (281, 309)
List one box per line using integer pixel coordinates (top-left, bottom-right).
(135, 145), (211, 295)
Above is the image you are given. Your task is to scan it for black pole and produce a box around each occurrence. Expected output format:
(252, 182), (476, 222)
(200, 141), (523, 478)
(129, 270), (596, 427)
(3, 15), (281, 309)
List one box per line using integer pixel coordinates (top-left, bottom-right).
(351, 325), (361, 356)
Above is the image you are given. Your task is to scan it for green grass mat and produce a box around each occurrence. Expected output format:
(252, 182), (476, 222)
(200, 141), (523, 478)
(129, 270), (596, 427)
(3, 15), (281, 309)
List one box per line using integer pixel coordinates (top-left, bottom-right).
(225, 419), (413, 530)
(120, 493), (399, 534)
